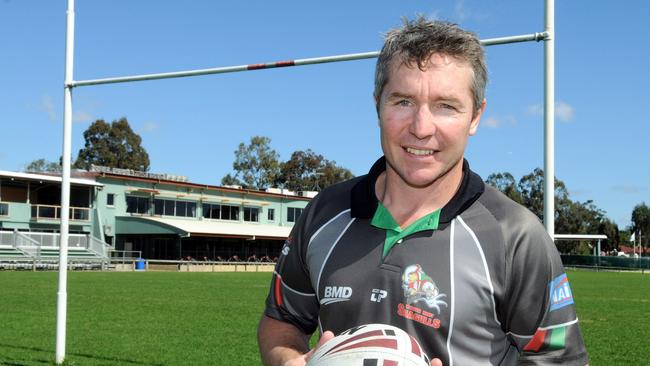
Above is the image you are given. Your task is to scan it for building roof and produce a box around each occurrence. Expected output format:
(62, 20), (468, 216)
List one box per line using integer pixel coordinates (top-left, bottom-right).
(0, 170), (103, 187)
(93, 172), (312, 201)
(117, 216), (291, 240)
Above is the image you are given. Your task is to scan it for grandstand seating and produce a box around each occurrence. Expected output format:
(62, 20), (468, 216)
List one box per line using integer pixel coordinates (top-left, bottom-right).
(0, 230), (109, 265)
(0, 246), (30, 258)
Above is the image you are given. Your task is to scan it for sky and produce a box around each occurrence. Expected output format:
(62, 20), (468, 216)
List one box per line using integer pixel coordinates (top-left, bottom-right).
(1, 0), (648, 229)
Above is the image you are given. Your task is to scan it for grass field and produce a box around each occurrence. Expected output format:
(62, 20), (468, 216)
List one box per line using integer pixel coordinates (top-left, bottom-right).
(0, 270), (648, 365)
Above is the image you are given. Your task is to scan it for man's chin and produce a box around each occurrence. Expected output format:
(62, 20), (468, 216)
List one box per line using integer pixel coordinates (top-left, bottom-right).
(399, 171), (443, 189)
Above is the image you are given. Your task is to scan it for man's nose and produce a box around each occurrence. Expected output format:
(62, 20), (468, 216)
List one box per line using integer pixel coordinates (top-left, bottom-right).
(409, 106), (437, 139)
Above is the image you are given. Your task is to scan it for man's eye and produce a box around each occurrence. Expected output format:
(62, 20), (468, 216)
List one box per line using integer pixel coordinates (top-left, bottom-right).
(397, 99), (412, 107)
(439, 103), (456, 110)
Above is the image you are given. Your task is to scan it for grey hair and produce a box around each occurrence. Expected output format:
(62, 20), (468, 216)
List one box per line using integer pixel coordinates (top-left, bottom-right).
(374, 16), (487, 116)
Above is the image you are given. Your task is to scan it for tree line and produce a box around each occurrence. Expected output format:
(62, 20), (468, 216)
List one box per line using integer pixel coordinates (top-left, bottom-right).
(25, 118), (649, 253)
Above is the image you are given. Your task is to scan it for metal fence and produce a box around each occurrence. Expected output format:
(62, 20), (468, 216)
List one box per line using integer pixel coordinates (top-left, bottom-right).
(0, 230), (110, 261)
(109, 258), (276, 273)
(15, 231), (40, 257)
(561, 255), (650, 272)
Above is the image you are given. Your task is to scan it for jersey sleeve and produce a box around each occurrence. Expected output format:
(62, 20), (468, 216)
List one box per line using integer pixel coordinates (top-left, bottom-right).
(263, 200), (320, 335)
(503, 215), (589, 365)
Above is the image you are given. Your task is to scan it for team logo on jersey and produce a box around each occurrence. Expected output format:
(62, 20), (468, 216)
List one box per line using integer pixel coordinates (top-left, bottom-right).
(402, 264), (448, 312)
(321, 286), (353, 305)
(549, 273), (574, 311)
(397, 264), (447, 329)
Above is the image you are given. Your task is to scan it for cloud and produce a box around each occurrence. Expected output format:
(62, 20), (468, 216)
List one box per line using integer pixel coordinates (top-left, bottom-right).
(428, 10), (441, 21)
(527, 101), (575, 122)
(610, 184), (648, 194)
(39, 95), (95, 123)
(568, 189), (589, 197)
(39, 95), (58, 122)
(555, 101), (574, 122)
(452, 0), (468, 23)
(73, 111), (94, 123)
(482, 115), (516, 129)
(141, 122), (160, 133)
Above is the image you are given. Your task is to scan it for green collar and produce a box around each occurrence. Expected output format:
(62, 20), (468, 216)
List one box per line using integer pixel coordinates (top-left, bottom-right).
(371, 202), (440, 258)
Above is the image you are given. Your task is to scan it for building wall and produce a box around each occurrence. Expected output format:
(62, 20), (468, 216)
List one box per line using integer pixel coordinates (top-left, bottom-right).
(95, 176), (310, 235)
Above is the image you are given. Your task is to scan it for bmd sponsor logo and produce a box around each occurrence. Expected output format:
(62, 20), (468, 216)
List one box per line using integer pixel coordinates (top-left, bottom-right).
(549, 273), (574, 311)
(320, 286), (353, 305)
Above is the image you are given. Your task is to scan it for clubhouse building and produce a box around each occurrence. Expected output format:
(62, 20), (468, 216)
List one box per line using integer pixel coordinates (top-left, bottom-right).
(0, 166), (311, 261)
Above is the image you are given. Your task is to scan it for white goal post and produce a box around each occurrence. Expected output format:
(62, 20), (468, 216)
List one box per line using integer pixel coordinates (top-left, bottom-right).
(55, 0), (557, 363)
(554, 234), (608, 257)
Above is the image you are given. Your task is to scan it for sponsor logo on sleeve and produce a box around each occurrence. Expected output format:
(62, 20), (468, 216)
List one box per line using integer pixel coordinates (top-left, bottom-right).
(549, 273), (574, 312)
(280, 236), (292, 256)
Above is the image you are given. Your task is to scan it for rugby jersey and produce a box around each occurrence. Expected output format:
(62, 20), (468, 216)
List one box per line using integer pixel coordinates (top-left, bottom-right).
(264, 157), (588, 365)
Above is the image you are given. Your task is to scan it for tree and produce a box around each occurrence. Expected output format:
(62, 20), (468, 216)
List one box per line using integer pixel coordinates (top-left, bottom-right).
(73, 118), (150, 171)
(631, 202), (650, 248)
(319, 159), (354, 189)
(517, 168), (570, 222)
(555, 199), (606, 254)
(221, 136), (281, 190)
(24, 158), (61, 173)
(492, 168), (618, 255)
(485, 172), (522, 204)
(598, 218), (620, 252)
(280, 149), (353, 192)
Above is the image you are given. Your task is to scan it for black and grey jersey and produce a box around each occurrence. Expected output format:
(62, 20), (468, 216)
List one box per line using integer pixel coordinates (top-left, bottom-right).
(264, 157), (588, 366)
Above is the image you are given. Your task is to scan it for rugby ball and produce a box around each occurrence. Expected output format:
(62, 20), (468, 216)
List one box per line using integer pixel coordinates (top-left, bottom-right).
(307, 324), (430, 366)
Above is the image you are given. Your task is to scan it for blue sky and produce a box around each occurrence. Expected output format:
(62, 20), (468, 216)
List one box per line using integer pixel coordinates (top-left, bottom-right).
(1, 0), (648, 228)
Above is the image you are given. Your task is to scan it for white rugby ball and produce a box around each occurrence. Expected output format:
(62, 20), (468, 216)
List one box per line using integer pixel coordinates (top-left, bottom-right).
(307, 324), (430, 366)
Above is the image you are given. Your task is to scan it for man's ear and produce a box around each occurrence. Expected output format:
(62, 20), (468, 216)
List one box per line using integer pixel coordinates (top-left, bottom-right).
(374, 94), (382, 125)
(469, 99), (486, 135)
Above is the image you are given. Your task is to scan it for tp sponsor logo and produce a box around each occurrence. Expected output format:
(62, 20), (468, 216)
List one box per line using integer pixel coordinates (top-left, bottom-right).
(370, 289), (387, 303)
(321, 286), (352, 305)
(549, 273), (574, 311)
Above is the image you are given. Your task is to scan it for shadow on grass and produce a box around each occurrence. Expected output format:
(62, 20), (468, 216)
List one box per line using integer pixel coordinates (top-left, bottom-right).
(0, 343), (163, 366)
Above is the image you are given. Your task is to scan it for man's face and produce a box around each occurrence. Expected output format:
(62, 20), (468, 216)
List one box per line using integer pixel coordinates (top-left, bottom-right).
(376, 53), (485, 188)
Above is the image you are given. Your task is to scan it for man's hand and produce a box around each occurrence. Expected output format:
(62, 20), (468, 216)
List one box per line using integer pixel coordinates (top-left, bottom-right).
(283, 331), (335, 366)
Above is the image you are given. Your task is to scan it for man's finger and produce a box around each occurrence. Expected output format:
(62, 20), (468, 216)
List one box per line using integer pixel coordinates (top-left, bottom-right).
(316, 331), (335, 348)
(430, 358), (443, 366)
(303, 331), (336, 364)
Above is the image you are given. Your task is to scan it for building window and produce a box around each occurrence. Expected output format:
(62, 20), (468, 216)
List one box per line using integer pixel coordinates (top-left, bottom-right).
(0, 202), (8, 216)
(244, 207), (259, 222)
(287, 207), (304, 223)
(202, 203), (239, 221)
(154, 199), (196, 217)
(176, 201), (197, 217)
(267, 208), (275, 222)
(126, 196), (150, 214)
(221, 205), (240, 221)
(203, 203), (221, 219)
(106, 193), (115, 206)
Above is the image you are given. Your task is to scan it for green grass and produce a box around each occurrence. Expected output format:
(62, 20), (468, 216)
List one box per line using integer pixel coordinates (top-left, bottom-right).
(567, 270), (650, 365)
(0, 272), (270, 366)
(0, 270), (648, 365)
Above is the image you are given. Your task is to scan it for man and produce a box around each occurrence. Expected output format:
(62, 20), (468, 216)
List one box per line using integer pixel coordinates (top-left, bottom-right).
(258, 17), (588, 366)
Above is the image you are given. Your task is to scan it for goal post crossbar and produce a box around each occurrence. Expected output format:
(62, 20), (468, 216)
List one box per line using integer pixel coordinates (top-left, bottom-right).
(69, 32), (548, 88)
